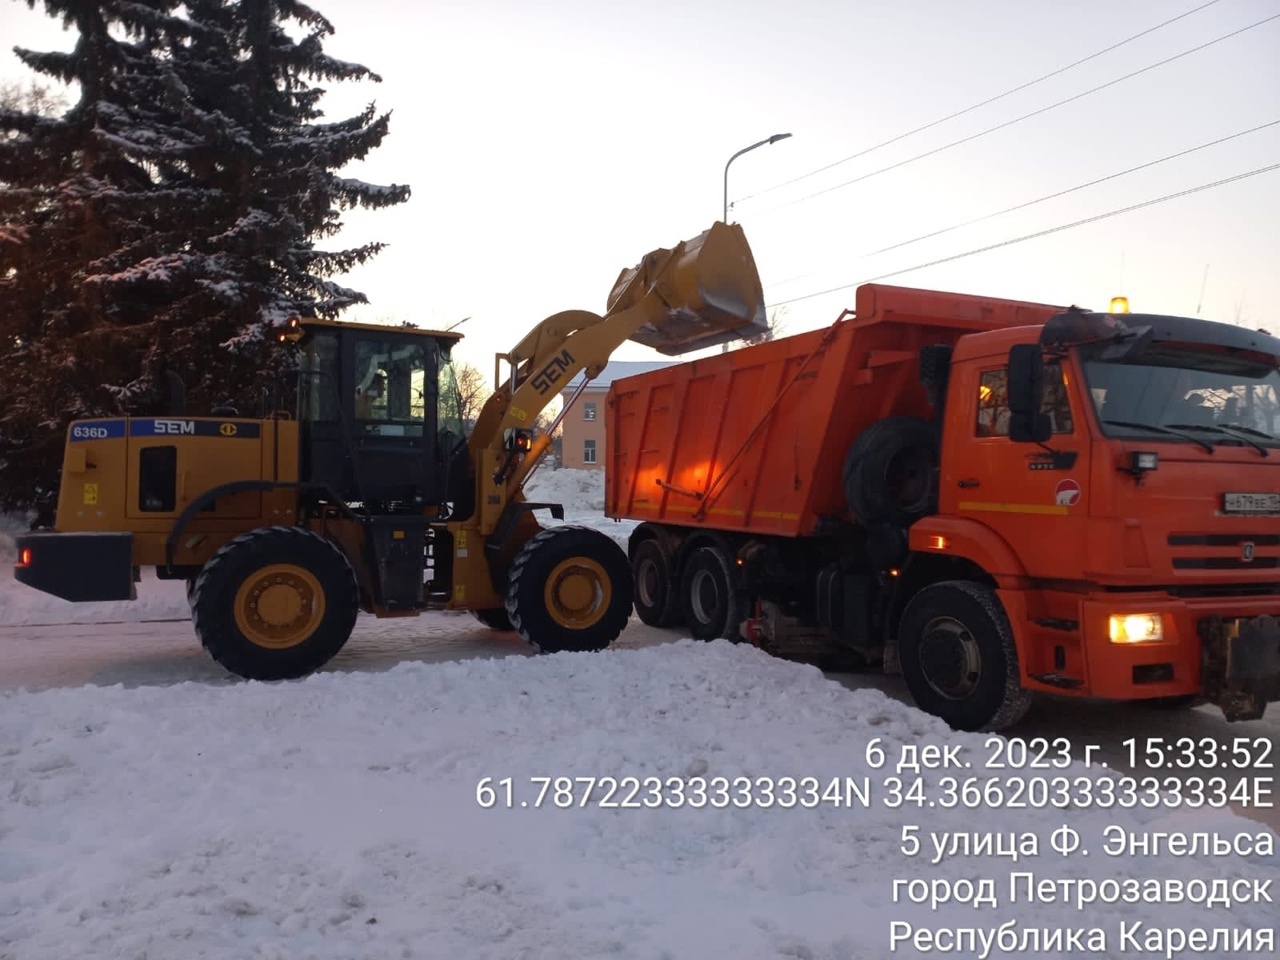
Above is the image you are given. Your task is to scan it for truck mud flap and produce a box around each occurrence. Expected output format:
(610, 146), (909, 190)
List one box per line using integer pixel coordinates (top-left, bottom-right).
(1199, 614), (1280, 722)
(14, 531), (136, 602)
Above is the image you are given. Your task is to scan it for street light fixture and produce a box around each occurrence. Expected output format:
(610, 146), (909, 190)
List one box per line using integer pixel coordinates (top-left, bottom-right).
(723, 132), (792, 222)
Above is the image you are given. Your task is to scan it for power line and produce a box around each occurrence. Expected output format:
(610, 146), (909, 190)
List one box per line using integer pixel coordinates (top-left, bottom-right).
(768, 161), (1280, 308)
(747, 11), (1280, 219)
(765, 117), (1279, 291)
(735, 0), (1224, 204)
(866, 118), (1280, 255)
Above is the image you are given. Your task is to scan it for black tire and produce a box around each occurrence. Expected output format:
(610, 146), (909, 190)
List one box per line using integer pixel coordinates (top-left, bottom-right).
(185, 576), (198, 609)
(191, 526), (359, 681)
(504, 525), (633, 654)
(472, 607), (513, 631)
(843, 416), (938, 527)
(897, 580), (1032, 732)
(679, 545), (749, 641)
(632, 538), (681, 628)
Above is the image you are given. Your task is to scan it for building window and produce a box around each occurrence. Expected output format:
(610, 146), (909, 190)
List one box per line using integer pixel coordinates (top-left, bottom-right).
(583, 401), (597, 421)
(583, 438), (597, 464)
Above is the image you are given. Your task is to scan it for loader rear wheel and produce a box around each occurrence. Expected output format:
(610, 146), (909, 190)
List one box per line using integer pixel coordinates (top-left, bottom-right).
(505, 525), (632, 654)
(632, 538), (681, 628)
(680, 545), (748, 641)
(898, 580), (1031, 732)
(844, 416), (938, 527)
(472, 607), (513, 631)
(191, 527), (358, 681)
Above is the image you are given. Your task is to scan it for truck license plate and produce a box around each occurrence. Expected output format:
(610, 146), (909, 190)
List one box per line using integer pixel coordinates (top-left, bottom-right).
(1223, 492), (1280, 514)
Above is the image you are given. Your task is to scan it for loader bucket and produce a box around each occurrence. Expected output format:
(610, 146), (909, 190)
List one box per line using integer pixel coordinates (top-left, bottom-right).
(607, 221), (769, 356)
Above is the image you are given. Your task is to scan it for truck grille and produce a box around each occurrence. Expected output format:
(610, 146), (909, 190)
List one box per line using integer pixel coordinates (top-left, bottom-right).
(1168, 533), (1280, 570)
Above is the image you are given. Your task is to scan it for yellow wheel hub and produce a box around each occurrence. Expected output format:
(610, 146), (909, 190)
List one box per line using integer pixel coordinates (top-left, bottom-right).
(543, 557), (611, 630)
(233, 563), (326, 650)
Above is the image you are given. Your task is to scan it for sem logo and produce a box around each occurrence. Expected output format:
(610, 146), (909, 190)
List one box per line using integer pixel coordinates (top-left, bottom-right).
(530, 349), (575, 395)
(1242, 542), (1256, 563)
(155, 419), (195, 435)
(219, 423), (237, 436)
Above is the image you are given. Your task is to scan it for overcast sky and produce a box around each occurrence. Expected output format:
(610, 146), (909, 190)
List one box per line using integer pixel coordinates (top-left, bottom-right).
(2, 0), (1278, 376)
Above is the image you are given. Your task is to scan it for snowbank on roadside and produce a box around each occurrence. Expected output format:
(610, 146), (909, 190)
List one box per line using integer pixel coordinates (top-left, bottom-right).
(2, 640), (1275, 959)
(0, 471), (633, 627)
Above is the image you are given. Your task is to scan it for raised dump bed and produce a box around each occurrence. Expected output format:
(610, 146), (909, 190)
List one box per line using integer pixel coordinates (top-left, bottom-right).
(605, 283), (1063, 536)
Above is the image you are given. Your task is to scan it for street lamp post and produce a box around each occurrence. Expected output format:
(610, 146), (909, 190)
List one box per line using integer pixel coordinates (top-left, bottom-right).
(723, 132), (792, 223)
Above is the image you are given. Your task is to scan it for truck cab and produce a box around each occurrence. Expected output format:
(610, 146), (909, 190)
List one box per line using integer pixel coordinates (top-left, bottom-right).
(925, 308), (1280, 721)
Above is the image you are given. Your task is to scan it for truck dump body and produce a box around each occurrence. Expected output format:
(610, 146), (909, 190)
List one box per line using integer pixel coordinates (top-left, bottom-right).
(606, 283), (1063, 536)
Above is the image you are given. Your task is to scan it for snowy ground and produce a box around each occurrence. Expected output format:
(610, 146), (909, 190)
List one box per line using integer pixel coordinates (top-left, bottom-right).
(2, 470), (1279, 958)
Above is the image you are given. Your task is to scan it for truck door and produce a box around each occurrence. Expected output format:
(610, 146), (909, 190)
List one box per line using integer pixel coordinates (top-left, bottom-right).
(945, 357), (1090, 580)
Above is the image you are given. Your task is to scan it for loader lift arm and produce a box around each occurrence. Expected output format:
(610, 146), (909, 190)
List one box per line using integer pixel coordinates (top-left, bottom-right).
(460, 221), (768, 549)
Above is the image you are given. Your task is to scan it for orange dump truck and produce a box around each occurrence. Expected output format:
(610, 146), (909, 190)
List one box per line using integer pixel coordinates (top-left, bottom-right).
(605, 283), (1280, 731)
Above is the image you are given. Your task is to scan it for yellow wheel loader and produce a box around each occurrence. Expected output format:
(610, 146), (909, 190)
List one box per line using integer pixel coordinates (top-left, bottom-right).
(14, 222), (768, 681)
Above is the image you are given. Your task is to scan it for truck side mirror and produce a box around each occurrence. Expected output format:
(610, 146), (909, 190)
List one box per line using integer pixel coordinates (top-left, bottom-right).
(1007, 344), (1051, 443)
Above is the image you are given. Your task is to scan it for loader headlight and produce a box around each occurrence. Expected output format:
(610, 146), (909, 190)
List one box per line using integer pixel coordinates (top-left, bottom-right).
(1109, 613), (1162, 643)
(278, 316), (304, 342)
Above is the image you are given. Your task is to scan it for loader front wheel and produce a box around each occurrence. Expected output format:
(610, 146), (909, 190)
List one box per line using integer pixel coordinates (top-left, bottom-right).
(897, 580), (1031, 732)
(191, 527), (359, 681)
(505, 525), (632, 654)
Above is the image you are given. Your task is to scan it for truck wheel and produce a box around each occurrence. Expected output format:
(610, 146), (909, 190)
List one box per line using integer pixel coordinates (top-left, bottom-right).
(897, 580), (1031, 732)
(505, 525), (633, 654)
(844, 416), (938, 527)
(680, 545), (748, 641)
(472, 607), (513, 631)
(632, 538), (681, 627)
(191, 527), (359, 681)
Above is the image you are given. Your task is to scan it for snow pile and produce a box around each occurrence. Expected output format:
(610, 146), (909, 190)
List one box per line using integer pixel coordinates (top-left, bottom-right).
(525, 465), (607, 511)
(1, 641), (1275, 959)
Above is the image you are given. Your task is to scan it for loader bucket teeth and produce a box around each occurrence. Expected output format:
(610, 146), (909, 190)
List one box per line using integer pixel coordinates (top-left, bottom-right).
(608, 221), (769, 356)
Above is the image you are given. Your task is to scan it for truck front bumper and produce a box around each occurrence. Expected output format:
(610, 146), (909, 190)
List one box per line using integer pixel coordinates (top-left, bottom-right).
(14, 531), (135, 602)
(1200, 614), (1280, 722)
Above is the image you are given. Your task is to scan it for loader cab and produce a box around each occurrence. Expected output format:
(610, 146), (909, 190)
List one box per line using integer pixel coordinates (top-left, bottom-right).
(292, 319), (470, 512)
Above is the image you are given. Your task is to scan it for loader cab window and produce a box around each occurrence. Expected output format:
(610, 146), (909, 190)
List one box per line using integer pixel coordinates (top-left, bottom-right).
(976, 362), (1075, 437)
(437, 355), (466, 453)
(298, 332), (341, 423)
(353, 339), (430, 437)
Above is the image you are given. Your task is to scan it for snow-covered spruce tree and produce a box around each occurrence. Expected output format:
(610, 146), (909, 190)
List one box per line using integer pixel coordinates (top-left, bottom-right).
(0, 0), (408, 512)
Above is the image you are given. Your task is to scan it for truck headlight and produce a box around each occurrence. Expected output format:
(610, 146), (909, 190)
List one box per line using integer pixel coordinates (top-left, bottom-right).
(1109, 613), (1163, 643)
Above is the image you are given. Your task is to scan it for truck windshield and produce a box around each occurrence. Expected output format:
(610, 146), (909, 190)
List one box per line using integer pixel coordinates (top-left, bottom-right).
(1083, 344), (1280, 446)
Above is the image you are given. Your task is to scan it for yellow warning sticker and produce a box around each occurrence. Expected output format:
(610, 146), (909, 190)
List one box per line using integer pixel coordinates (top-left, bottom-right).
(83, 482), (99, 505)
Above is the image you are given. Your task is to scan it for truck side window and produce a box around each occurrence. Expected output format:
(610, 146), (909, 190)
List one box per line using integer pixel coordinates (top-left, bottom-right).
(976, 363), (1074, 437)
